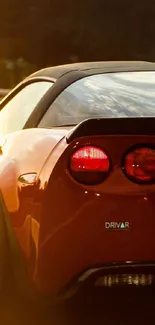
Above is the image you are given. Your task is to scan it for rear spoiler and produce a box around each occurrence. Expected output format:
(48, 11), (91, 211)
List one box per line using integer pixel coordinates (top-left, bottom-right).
(66, 117), (155, 143)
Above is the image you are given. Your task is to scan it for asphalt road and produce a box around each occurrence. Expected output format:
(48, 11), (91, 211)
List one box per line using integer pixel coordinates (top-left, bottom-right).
(1, 269), (155, 325)
(1, 286), (155, 325)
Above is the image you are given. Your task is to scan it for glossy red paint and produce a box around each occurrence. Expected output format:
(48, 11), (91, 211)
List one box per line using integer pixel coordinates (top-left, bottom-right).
(1, 61), (155, 299)
(28, 134), (155, 294)
(1, 127), (155, 296)
(0, 127), (69, 268)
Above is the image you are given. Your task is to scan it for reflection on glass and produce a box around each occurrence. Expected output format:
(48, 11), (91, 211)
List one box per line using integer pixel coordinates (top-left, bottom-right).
(0, 81), (52, 138)
(39, 71), (155, 127)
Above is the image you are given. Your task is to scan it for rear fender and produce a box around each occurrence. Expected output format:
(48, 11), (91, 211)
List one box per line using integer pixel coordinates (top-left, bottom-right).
(0, 128), (68, 213)
(0, 129), (67, 279)
(0, 157), (19, 213)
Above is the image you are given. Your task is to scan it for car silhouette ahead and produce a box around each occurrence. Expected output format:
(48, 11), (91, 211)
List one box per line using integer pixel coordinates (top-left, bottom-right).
(1, 61), (155, 301)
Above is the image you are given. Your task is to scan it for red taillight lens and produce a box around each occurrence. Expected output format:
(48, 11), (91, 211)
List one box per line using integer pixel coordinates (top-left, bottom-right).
(70, 146), (110, 185)
(123, 146), (155, 183)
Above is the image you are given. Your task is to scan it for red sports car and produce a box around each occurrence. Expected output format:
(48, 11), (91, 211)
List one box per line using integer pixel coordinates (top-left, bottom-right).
(1, 61), (155, 302)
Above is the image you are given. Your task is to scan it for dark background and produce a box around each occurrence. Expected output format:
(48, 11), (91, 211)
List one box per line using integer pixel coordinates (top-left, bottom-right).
(0, 0), (154, 87)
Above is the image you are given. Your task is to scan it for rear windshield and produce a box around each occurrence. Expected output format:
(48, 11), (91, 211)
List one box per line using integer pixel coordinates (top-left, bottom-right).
(39, 71), (155, 127)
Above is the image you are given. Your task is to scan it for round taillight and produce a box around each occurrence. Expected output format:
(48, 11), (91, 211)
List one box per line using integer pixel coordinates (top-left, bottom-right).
(123, 146), (155, 183)
(70, 146), (110, 185)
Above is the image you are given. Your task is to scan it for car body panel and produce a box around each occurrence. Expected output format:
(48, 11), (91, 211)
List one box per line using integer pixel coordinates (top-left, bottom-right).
(0, 127), (70, 265)
(1, 62), (155, 298)
(26, 134), (155, 294)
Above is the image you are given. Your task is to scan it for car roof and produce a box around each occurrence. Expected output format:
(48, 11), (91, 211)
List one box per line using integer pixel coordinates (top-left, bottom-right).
(28, 61), (155, 81)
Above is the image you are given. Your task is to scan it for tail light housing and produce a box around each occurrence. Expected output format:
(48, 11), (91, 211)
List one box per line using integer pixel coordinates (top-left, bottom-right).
(70, 145), (110, 185)
(123, 146), (155, 184)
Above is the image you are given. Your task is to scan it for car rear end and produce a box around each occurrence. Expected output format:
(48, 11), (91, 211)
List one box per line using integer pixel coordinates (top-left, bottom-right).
(35, 117), (155, 302)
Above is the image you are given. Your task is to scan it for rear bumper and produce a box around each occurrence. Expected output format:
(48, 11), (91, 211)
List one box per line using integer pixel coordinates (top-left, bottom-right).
(57, 262), (155, 303)
(33, 133), (155, 295)
(1, 194), (155, 305)
(37, 188), (155, 294)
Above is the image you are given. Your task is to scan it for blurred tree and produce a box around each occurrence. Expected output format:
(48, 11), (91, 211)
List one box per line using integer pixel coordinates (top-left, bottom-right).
(0, 0), (155, 87)
(0, 57), (36, 88)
